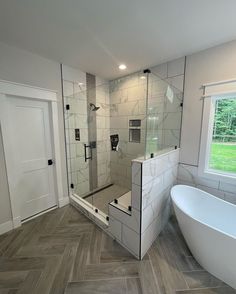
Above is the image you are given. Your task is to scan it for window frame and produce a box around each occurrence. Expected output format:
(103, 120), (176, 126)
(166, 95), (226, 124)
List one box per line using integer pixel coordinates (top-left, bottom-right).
(199, 92), (236, 183)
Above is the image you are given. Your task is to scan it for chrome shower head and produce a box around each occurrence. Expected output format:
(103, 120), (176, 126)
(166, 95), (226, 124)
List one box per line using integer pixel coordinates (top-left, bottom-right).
(89, 103), (100, 111)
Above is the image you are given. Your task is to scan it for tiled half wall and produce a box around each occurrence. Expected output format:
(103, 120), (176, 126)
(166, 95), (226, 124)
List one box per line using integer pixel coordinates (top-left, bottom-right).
(108, 148), (179, 259)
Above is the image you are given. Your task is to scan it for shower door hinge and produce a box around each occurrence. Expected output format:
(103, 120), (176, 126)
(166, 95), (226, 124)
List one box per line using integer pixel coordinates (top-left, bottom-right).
(70, 183), (74, 189)
(66, 104), (70, 110)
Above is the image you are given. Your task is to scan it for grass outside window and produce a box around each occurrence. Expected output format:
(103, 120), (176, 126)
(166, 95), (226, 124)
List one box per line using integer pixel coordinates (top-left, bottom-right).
(209, 143), (236, 173)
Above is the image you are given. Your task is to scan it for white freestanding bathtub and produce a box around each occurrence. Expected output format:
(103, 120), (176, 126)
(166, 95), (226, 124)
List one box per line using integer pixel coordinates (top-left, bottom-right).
(171, 185), (236, 290)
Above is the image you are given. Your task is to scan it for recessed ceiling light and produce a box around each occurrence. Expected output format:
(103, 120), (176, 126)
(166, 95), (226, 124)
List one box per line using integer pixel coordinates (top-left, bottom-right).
(119, 64), (127, 70)
(78, 82), (84, 86)
(140, 76), (146, 80)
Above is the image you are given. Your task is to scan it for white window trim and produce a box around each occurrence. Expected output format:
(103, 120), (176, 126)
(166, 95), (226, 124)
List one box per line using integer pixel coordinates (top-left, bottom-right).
(0, 79), (67, 229)
(199, 92), (236, 184)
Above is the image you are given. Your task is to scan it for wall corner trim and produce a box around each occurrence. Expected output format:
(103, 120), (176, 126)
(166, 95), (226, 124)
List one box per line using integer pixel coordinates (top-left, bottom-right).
(59, 196), (70, 207)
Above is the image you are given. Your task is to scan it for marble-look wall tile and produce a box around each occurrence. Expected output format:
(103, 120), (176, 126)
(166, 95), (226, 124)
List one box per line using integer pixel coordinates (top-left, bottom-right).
(122, 225), (140, 257)
(167, 57), (185, 78)
(108, 216), (122, 241)
(131, 184), (141, 210)
(177, 163), (236, 205)
(108, 205), (140, 233)
(224, 191), (236, 205)
(109, 72), (147, 189)
(141, 213), (162, 257)
(142, 149), (179, 185)
(140, 149), (180, 258)
(142, 174), (164, 209)
(132, 162), (142, 186)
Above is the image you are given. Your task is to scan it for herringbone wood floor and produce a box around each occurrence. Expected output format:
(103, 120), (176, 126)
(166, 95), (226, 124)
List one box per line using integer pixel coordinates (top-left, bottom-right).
(0, 205), (235, 294)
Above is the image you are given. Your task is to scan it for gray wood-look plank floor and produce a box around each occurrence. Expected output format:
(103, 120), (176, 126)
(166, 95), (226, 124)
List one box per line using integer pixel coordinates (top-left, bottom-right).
(0, 205), (235, 294)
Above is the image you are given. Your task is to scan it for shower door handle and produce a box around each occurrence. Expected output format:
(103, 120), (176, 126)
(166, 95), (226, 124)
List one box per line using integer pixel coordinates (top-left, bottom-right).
(84, 144), (92, 162)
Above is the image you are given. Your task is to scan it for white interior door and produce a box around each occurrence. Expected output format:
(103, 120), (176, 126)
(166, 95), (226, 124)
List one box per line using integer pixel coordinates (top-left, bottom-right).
(2, 96), (57, 220)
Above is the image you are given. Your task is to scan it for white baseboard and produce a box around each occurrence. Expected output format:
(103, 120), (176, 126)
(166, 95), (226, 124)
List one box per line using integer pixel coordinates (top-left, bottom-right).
(59, 197), (70, 207)
(13, 216), (21, 229)
(0, 220), (13, 235)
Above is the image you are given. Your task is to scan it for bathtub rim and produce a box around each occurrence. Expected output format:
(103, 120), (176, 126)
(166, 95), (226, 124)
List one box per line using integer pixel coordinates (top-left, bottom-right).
(171, 184), (236, 240)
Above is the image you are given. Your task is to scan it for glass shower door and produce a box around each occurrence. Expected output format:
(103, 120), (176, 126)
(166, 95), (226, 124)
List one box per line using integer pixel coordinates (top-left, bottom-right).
(63, 77), (112, 219)
(64, 80), (95, 209)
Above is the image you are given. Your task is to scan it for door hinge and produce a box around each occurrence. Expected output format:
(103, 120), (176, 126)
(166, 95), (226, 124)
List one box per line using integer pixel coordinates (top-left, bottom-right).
(66, 104), (70, 110)
(70, 183), (74, 189)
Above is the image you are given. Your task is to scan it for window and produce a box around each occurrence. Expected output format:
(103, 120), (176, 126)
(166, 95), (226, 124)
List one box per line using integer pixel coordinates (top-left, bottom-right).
(209, 98), (236, 174)
(199, 91), (236, 181)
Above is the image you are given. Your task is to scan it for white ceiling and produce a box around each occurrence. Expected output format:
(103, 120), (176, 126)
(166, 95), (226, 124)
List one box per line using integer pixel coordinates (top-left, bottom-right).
(1, 0), (236, 79)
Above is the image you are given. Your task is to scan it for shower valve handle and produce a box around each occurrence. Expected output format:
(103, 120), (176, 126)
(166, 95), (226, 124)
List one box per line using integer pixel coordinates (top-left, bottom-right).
(84, 144), (92, 162)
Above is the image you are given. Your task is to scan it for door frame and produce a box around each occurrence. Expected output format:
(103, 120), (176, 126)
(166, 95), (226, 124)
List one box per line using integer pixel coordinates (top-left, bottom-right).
(0, 79), (65, 229)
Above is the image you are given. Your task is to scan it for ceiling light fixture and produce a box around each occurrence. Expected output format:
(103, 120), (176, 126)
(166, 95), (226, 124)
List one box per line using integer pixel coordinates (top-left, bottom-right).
(140, 75), (146, 80)
(119, 64), (127, 70)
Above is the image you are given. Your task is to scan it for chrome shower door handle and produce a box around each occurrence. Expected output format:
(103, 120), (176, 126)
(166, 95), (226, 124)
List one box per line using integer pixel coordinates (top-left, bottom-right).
(84, 144), (92, 162)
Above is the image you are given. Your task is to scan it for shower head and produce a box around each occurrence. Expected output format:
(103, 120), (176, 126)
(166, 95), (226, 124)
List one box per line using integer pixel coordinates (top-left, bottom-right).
(89, 103), (100, 111)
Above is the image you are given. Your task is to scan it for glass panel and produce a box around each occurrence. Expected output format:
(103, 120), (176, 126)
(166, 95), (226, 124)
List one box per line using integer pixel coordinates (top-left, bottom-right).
(209, 97), (236, 174)
(109, 71), (147, 189)
(63, 71), (148, 216)
(145, 72), (183, 158)
(63, 68), (184, 217)
(63, 80), (92, 200)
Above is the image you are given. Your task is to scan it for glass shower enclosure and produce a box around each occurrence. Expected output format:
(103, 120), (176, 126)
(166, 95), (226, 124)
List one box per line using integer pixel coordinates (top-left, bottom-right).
(63, 69), (183, 222)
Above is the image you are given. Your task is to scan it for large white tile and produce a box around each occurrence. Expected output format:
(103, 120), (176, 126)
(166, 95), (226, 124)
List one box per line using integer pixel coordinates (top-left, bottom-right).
(141, 214), (162, 258)
(142, 174), (164, 209)
(142, 204), (154, 233)
(151, 63), (168, 79)
(108, 204), (140, 233)
(219, 181), (236, 194)
(196, 185), (225, 199)
(168, 149), (180, 166)
(167, 57), (185, 77)
(117, 101), (139, 116)
(163, 165), (178, 189)
(162, 112), (182, 130)
(131, 184), (141, 211)
(132, 161), (142, 186)
(177, 164), (198, 183)
(224, 191), (236, 205)
(108, 216), (122, 241)
(142, 187), (170, 233)
(168, 75), (184, 92)
(122, 225), (140, 257)
(151, 188), (170, 220)
(110, 117), (128, 129)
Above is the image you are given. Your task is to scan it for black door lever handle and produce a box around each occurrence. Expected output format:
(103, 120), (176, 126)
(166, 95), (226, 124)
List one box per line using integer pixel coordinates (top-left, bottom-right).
(48, 159), (53, 165)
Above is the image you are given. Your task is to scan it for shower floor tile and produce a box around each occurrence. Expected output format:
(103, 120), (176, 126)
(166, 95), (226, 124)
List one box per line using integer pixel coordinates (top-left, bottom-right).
(85, 184), (129, 214)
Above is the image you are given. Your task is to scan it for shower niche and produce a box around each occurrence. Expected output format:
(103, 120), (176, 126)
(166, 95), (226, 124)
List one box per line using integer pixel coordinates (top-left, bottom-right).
(129, 119), (141, 143)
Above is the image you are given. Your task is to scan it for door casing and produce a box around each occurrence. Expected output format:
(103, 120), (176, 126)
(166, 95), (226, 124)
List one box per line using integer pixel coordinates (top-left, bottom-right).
(0, 80), (66, 229)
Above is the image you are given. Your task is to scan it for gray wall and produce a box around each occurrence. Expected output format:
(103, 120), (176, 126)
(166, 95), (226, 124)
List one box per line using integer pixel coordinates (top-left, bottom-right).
(181, 40), (236, 165)
(178, 40), (236, 203)
(0, 41), (68, 224)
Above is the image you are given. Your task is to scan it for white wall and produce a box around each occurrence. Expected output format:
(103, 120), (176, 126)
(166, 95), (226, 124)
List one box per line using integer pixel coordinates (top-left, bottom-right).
(179, 40), (236, 202)
(181, 40), (236, 165)
(0, 41), (68, 224)
(0, 127), (12, 224)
